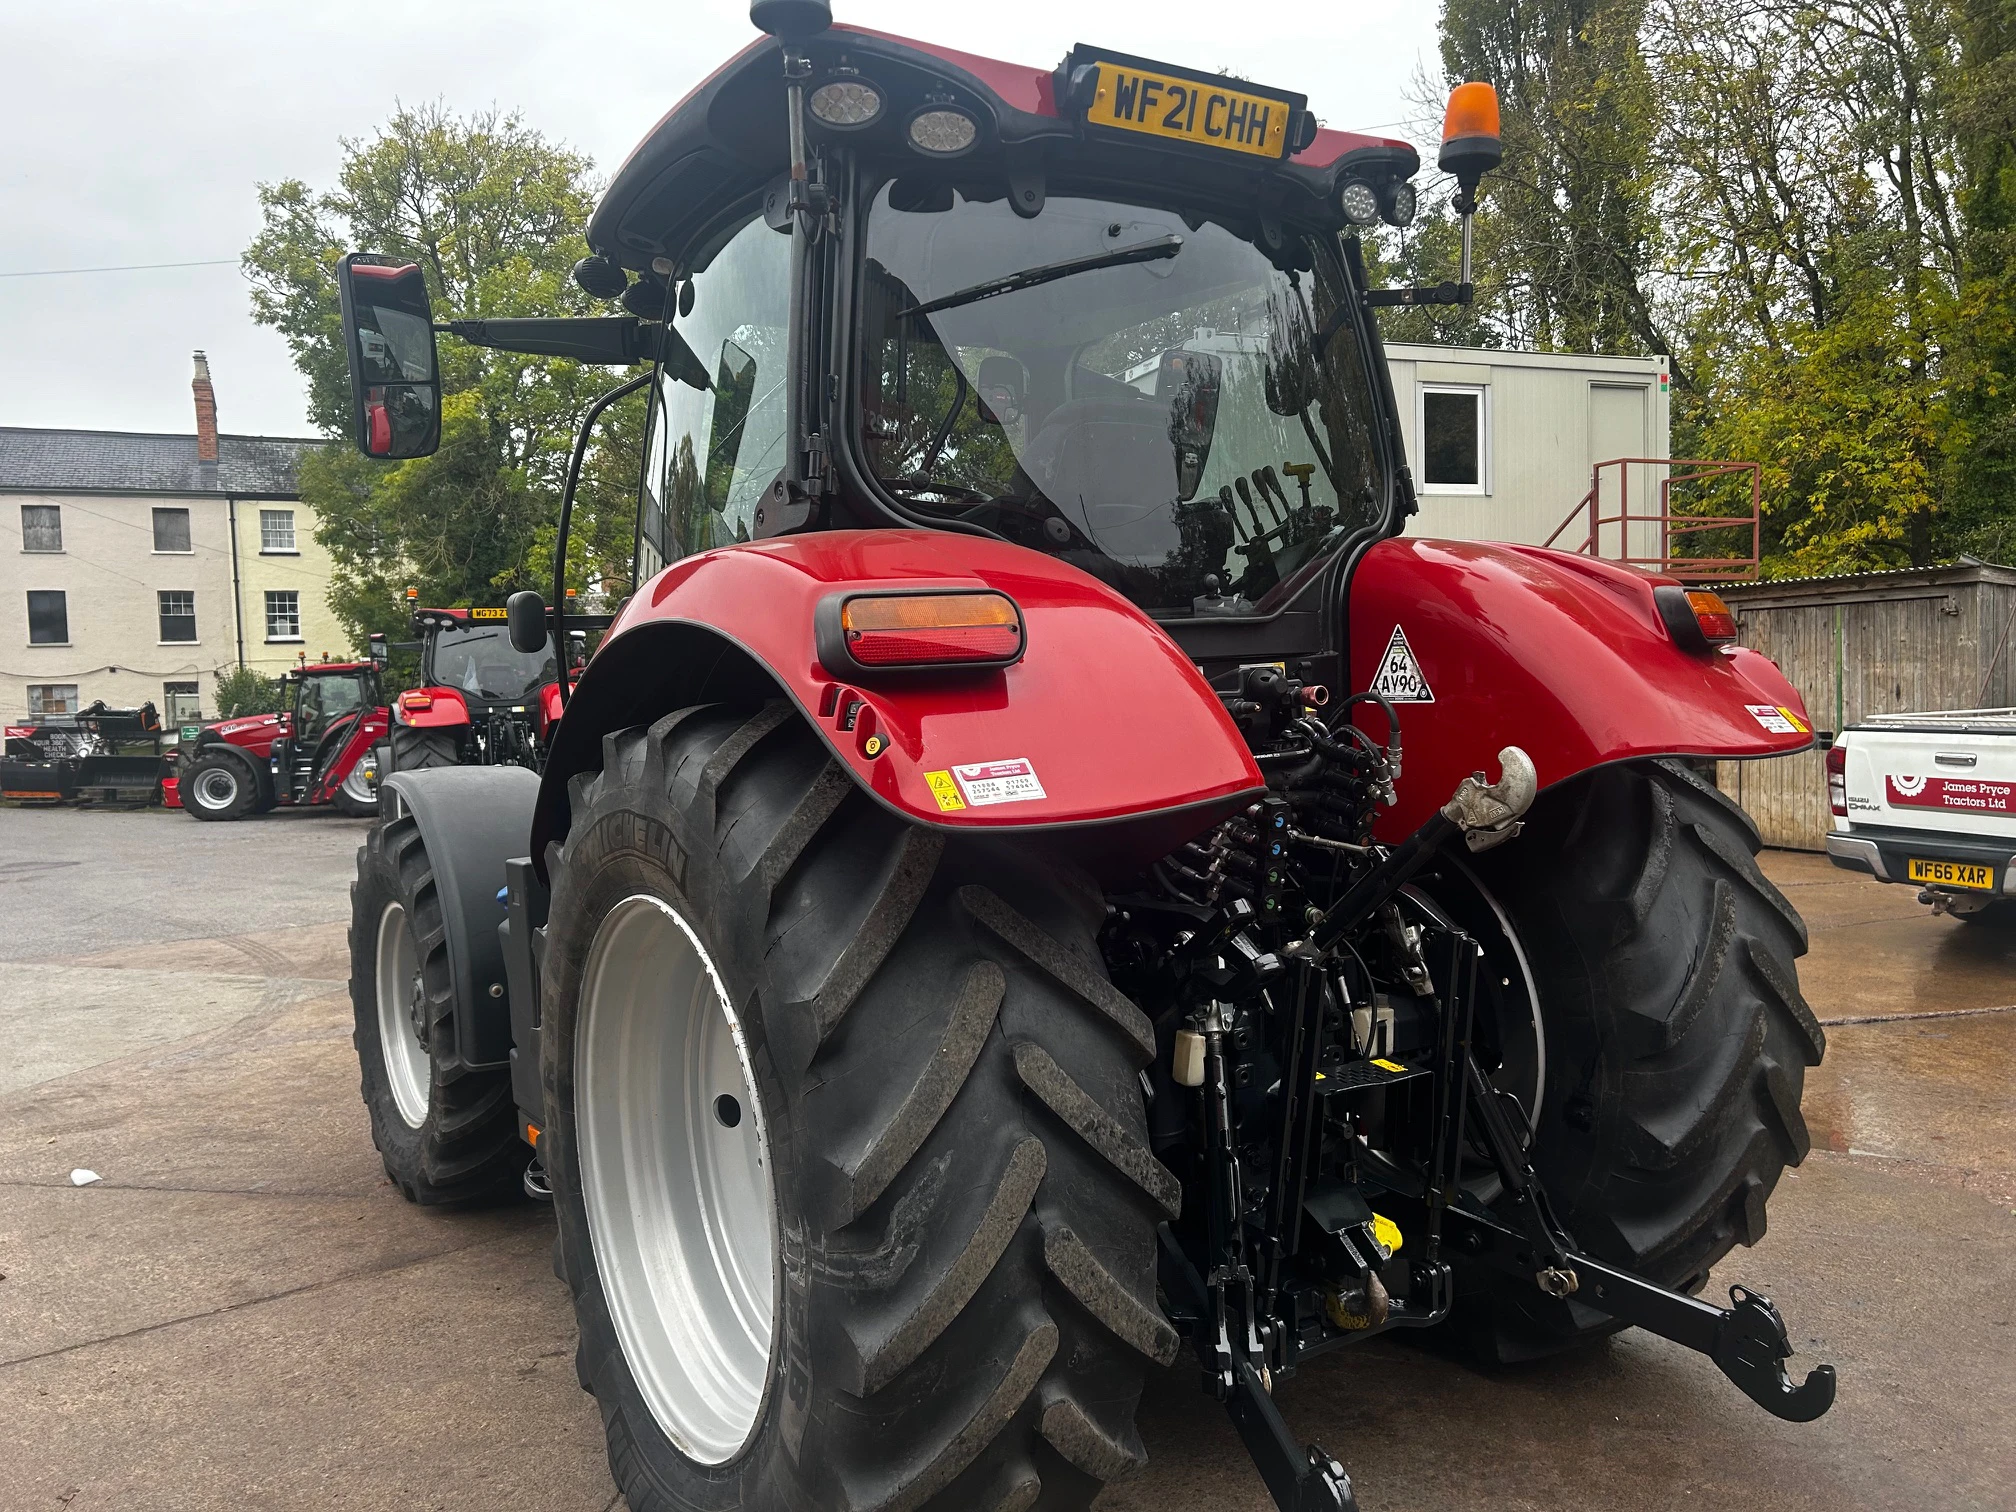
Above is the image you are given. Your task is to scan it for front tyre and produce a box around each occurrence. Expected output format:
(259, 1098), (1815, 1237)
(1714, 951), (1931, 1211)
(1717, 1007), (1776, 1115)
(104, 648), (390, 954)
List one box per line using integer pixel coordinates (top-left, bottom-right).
(1462, 759), (1825, 1360)
(544, 705), (1177, 1512)
(180, 748), (258, 821)
(348, 812), (526, 1204)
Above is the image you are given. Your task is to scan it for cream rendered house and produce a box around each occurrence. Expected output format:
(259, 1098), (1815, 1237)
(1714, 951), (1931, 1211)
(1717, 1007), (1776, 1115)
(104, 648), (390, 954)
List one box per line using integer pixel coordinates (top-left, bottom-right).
(0, 354), (334, 722)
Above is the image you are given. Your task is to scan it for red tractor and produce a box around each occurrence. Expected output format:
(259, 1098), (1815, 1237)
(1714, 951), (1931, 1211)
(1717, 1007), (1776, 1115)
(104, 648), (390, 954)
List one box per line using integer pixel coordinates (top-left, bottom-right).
(340, 9), (1834, 1509)
(175, 656), (389, 821)
(385, 602), (567, 773)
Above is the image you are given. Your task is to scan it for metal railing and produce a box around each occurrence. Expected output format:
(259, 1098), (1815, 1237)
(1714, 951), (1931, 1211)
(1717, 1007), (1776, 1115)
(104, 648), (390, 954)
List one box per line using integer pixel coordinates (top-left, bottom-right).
(1542, 458), (1762, 582)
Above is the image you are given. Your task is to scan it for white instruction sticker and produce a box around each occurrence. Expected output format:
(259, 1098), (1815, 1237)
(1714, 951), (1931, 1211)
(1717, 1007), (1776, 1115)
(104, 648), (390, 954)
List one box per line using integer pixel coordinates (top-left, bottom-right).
(1372, 625), (1435, 703)
(1745, 704), (1801, 735)
(951, 757), (1047, 807)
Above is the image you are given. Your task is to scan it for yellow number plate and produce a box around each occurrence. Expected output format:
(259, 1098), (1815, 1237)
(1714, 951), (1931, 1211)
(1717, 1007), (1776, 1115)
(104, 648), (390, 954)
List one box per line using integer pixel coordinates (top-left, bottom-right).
(1907, 858), (1994, 890)
(469, 607), (508, 620)
(1084, 61), (1292, 159)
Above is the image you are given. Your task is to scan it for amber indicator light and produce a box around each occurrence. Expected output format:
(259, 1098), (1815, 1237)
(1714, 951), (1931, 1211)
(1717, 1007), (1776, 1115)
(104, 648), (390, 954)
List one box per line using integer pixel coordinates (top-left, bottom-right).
(1441, 81), (1501, 145)
(1685, 589), (1738, 644)
(841, 592), (1022, 667)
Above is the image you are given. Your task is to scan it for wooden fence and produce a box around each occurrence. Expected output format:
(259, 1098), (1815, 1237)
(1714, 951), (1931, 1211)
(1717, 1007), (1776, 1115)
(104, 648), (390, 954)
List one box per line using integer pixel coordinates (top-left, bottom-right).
(1714, 562), (2016, 850)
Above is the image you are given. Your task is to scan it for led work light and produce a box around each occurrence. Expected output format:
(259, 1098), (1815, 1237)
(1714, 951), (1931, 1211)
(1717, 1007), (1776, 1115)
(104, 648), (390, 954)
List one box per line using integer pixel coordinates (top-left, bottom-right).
(809, 77), (883, 127)
(907, 107), (978, 156)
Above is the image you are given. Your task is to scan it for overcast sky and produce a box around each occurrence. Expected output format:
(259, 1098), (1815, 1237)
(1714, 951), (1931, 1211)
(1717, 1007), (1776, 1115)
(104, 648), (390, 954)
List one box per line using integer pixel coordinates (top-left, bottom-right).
(0, 1), (1442, 439)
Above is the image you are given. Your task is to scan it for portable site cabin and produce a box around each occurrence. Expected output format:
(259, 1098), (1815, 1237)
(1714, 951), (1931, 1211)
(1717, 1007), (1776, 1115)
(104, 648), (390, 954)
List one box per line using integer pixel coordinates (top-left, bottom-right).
(1383, 343), (1675, 555)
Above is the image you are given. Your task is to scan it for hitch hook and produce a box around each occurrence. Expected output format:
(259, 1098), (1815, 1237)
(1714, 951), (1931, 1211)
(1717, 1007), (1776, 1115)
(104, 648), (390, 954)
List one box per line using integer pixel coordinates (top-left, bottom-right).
(1439, 745), (1538, 853)
(1714, 1286), (1838, 1423)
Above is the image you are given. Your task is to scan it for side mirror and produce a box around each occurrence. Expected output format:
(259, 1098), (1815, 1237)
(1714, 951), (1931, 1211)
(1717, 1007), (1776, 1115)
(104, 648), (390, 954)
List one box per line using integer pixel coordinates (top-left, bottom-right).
(505, 590), (548, 655)
(1158, 349), (1222, 501)
(337, 254), (442, 459)
(367, 633), (389, 667)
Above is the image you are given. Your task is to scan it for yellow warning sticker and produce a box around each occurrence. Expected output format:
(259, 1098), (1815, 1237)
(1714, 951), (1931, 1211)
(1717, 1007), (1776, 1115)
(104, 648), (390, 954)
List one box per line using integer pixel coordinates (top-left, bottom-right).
(1371, 1058), (1406, 1073)
(924, 770), (966, 812)
(1777, 706), (1811, 734)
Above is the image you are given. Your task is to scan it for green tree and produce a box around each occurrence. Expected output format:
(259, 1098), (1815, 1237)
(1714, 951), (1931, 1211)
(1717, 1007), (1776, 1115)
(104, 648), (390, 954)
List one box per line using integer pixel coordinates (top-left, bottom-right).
(1646, 0), (1963, 570)
(1944, 0), (2016, 562)
(1436, 0), (1669, 360)
(243, 104), (645, 644)
(212, 666), (282, 719)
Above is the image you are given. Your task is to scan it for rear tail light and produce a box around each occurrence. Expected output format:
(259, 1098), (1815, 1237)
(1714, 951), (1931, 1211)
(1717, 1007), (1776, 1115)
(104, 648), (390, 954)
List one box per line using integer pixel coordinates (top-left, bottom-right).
(402, 692), (434, 712)
(1653, 584), (1739, 651)
(819, 590), (1024, 673)
(1686, 590), (1738, 644)
(1826, 743), (1847, 818)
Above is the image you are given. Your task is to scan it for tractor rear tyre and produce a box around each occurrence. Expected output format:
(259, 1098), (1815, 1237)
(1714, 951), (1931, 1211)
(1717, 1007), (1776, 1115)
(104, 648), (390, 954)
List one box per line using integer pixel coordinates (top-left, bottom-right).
(180, 748), (258, 821)
(542, 704), (1174, 1512)
(1460, 759), (1825, 1362)
(390, 725), (459, 771)
(348, 811), (526, 1204)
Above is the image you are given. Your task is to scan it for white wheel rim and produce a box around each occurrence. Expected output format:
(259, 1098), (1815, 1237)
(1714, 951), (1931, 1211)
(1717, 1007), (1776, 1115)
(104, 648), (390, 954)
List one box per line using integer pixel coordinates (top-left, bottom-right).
(193, 765), (239, 810)
(577, 894), (776, 1465)
(374, 901), (430, 1128)
(341, 753), (379, 804)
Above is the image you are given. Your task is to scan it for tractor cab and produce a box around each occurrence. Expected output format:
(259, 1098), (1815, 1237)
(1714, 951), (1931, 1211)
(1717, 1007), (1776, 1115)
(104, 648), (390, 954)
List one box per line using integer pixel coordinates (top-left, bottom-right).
(416, 609), (558, 710)
(271, 659), (384, 802)
(332, 16), (1495, 695)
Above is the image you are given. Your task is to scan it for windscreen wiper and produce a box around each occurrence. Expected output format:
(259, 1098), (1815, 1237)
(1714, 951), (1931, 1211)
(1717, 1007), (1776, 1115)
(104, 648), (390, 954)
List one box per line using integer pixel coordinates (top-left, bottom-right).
(898, 233), (1183, 319)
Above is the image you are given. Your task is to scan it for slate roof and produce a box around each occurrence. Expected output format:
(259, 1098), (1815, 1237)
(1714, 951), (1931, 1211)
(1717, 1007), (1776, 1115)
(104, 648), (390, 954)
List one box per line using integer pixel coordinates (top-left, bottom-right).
(0, 427), (325, 498)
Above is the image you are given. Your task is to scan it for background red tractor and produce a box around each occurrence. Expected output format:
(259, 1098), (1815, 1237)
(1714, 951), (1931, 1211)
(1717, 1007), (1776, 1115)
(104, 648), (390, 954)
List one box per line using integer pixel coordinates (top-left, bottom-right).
(384, 602), (567, 773)
(174, 656), (388, 821)
(336, 8), (1835, 1509)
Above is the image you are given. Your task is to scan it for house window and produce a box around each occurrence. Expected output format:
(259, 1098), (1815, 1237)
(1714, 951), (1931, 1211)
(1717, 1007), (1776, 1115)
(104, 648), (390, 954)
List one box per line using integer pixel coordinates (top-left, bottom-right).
(259, 509), (296, 552)
(27, 590), (68, 644)
(159, 590), (197, 642)
(153, 507), (193, 553)
(163, 681), (202, 723)
(1420, 385), (1488, 494)
(26, 683), (79, 716)
(265, 590), (301, 640)
(20, 505), (62, 552)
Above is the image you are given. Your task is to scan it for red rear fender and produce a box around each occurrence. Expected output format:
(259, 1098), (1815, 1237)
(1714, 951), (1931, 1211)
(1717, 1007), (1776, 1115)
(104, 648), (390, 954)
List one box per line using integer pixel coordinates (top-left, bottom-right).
(395, 687), (471, 729)
(1350, 538), (1813, 837)
(534, 531), (1263, 879)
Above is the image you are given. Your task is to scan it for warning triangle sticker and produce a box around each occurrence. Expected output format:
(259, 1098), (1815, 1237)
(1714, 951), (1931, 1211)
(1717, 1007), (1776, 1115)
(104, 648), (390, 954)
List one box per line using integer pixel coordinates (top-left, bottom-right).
(1372, 625), (1434, 703)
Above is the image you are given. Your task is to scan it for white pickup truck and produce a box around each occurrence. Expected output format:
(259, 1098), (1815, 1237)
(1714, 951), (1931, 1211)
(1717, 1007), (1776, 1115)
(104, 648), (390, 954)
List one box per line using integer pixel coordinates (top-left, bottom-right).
(1826, 708), (2016, 924)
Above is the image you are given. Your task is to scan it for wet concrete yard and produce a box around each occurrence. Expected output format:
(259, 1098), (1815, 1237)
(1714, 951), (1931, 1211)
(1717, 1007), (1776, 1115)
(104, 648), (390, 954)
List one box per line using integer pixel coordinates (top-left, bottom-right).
(1, 811), (2010, 1511)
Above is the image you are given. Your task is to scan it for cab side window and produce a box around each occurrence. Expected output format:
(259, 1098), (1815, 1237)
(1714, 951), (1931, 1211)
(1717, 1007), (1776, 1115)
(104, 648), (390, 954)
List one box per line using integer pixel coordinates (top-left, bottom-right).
(639, 215), (792, 578)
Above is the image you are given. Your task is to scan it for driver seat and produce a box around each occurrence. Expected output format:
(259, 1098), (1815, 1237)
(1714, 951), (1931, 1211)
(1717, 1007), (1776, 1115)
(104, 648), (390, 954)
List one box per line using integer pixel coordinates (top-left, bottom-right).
(1020, 397), (1183, 561)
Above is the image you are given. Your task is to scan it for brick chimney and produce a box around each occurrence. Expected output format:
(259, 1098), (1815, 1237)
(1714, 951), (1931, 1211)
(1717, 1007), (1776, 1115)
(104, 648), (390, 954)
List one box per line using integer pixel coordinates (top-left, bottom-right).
(192, 350), (219, 463)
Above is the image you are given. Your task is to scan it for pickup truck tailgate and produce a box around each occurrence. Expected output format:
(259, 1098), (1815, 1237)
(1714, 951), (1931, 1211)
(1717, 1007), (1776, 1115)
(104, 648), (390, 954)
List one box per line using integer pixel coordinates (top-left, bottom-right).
(1845, 710), (2016, 841)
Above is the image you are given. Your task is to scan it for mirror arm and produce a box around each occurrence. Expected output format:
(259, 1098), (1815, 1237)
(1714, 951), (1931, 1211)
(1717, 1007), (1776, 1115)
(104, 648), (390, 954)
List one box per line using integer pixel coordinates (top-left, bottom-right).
(551, 371), (655, 711)
(436, 317), (710, 386)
